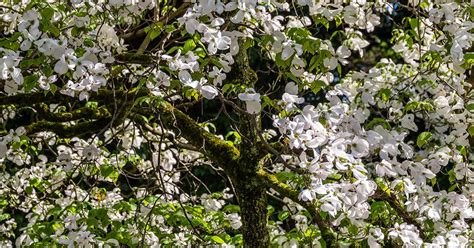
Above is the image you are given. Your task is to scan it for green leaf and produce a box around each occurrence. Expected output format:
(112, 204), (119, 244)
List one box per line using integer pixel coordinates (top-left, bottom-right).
(468, 125), (474, 137)
(183, 39), (196, 53)
(261, 95), (276, 109)
(100, 165), (119, 182)
(348, 224), (358, 235)
(48, 24), (61, 37)
(420, 0), (430, 9)
(23, 75), (39, 92)
(49, 84), (58, 94)
(165, 23), (176, 33)
(366, 118), (391, 130)
(222, 204), (240, 213)
(30, 177), (41, 187)
(314, 16), (329, 30)
(40, 8), (55, 21)
(310, 80), (326, 94)
(417, 131), (432, 148)
(464, 53), (474, 68)
(0, 213), (10, 222)
(149, 28), (162, 41)
(457, 145), (467, 157)
(448, 169), (456, 183)
(211, 236), (225, 244)
(408, 17), (419, 30)
(85, 101), (98, 109)
(379, 88), (391, 102)
(267, 205), (275, 217)
(278, 211), (290, 221)
(275, 171), (297, 182)
(334, 15), (343, 27)
(225, 131), (241, 145)
(194, 47), (206, 58)
(71, 27), (81, 37)
(318, 238), (327, 248)
(466, 103), (474, 111)
(404, 101), (419, 112)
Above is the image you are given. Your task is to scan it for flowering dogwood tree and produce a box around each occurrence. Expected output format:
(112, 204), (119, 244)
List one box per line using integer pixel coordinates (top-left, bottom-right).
(0, 0), (473, 247)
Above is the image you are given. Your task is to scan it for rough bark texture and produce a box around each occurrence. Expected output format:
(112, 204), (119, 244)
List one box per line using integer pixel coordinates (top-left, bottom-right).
(225, 37), (270, 247)
(232, 151), (269, 248)
(234, 176), (269, 248)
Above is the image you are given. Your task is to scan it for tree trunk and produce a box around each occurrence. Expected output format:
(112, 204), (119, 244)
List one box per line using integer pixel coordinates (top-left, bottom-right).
(234, 175), (269, 248)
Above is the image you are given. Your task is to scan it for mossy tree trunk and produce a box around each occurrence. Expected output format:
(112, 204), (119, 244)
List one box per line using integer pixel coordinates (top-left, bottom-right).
(235, 178), (269, 247)
(228, 38), (270, 247)
(230, 97), (269, 246)
(232, 152), (270, 248)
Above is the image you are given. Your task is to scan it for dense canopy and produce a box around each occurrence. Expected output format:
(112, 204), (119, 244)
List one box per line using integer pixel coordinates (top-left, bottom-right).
(0, 0), (473, 247)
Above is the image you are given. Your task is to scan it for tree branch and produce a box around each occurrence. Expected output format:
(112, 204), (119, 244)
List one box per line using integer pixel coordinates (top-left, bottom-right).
(372, 188), (426, 240)
(35, 104), (111, 122)
(24, 118), (113, 138)
(256, 169), (334, 244)
(136, 101), (241, 174)
(120, 3), (191, 41)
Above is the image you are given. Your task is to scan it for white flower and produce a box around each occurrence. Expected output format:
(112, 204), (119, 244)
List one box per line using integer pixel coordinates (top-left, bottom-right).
(201, 193), (224, 211)
(179, 70), (218, 99)
(281, 93), (304, 111)
(199, 0), (217, 15)
(4, 80), (18, 95)
(351, 136), (369, 158)
(348, 35), (369, 57)
(96, 23), (122, 51)
(388, 223), (423, 247)
(226, 213), (242, 229)
(38, 75), (57, 91)
(365, 13), (380, 32)
(281, 41), (295, 61)
(420, 201), (442, 221)
(299, 189), (313, 202)
(401, 114), (418, 132)
(291, 56), (305, 76)
(178, 11), (200, 35)
(375, 160), (397, 177)
(201, 85), (218, 99)
(209, 66), (226, 86)
(202, 29), (231, 54)
(54, 56), (71, 75)
(178, 70), (198, 89)
(325, 45), (351, 70)
(64, 215), (79, 230)
(368, 228), (384, 248)
(285, 82), (298, 95)
(320, 195), (341, 217)
(0, 141), (7, 158)
(238, 89), (261, 114)
(429, 8), (444, 24)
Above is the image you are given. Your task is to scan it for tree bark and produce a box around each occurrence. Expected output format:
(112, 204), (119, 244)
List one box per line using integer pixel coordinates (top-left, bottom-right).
(233, 174), (269, 248)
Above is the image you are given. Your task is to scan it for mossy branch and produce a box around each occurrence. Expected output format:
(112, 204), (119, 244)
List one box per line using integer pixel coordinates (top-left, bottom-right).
(0, 89), (149, 107)
(36, 104), (111, 122)
(24, 118), (113, 138)
(114, 53), (156, 65)
(0, 92), (70, 106)
(136, 102), (240, 174)
(0, 90), (239, 173)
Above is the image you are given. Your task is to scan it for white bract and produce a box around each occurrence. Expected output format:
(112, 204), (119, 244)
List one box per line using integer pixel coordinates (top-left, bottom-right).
(238, 89), (261, 114)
